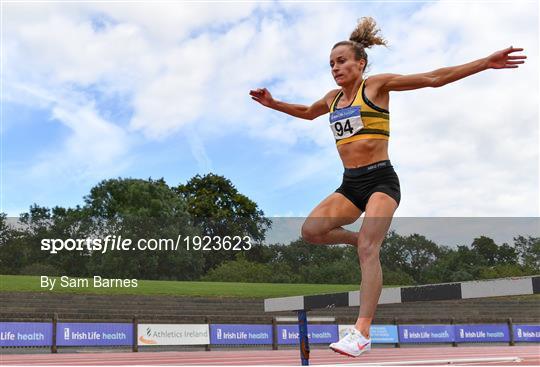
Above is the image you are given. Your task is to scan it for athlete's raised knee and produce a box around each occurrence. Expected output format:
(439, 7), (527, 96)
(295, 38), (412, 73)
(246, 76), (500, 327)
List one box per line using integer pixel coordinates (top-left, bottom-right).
(301, 221), (327, 244)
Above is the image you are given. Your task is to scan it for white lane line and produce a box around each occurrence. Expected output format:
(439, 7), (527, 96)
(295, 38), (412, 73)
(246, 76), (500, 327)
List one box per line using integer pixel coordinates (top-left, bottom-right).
(317, 356), (523, 366)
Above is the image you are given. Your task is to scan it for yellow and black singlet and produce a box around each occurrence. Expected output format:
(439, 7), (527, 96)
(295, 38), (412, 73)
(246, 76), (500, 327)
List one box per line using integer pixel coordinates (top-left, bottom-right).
(329, 79), (390, 146)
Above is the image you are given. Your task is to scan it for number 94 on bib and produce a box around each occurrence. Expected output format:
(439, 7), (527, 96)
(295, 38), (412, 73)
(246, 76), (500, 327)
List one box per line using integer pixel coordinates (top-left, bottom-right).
(329, 106), (364, 140)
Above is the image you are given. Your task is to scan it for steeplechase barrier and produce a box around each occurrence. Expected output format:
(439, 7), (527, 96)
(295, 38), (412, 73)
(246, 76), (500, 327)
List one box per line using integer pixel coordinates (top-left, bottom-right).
(264, 275), (540, 365)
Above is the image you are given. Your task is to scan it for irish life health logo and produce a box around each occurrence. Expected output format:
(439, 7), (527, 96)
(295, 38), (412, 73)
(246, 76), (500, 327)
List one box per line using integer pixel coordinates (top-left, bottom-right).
(64, 328), (70, 340)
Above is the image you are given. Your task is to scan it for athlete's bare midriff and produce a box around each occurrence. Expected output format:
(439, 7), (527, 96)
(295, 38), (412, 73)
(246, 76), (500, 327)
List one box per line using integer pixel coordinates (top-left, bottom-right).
(328, 81), (390, 169)
(337, 139), (389, 168)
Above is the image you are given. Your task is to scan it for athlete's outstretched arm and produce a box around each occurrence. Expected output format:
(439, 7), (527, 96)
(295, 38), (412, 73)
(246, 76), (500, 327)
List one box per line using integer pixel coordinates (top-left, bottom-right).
(249, 88), (336, 120)
(372, 46), (526, 93)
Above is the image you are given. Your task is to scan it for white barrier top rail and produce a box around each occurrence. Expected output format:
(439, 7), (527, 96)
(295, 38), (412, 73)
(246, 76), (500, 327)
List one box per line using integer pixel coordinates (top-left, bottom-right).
(264, 275), (540, 312)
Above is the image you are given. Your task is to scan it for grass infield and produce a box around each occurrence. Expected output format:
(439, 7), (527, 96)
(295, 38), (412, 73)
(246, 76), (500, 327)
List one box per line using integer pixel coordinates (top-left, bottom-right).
(0, 275), (363, 298)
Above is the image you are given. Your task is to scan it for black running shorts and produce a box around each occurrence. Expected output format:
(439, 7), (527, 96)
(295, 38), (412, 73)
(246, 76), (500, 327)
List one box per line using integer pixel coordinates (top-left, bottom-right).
(335, 160), (401, 212)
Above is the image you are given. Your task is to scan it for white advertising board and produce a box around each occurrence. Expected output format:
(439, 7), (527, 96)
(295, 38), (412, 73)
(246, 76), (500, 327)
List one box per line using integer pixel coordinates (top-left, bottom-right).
(138, 324), (209, 346)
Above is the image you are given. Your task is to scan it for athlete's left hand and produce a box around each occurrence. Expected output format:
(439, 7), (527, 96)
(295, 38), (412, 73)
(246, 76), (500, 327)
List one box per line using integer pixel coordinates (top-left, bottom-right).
(486, 46), (526, 69)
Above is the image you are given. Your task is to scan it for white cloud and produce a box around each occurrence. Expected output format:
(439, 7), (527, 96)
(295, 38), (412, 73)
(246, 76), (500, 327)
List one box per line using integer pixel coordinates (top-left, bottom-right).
(380, 1), (539, 216)
(185, 130), (213, 174)
(16, 85), (132, 184)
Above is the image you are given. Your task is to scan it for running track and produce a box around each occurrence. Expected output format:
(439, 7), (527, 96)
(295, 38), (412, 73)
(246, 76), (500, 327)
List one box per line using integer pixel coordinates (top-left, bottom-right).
(1, 346), (539, 366)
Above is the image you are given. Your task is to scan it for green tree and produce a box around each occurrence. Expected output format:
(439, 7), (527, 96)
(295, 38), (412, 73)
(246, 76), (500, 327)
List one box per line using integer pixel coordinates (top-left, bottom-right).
(478, 264), (527, 279)
(471, 236), (498, 266)
(0, 213), (9, 246)
(0, 213), (27, 274)
(381, 232), (441, 283)
(423, 245), (483, 283)
(271, 239), (352, 269)
(85, 178), (204, 280)
(382, 266), (415, 286)
(243, 242), (275, 264)
(514, 235), (540, 270)
(4, 205), (91, 276)
(43, 206), (95, 277)
(380, 231), (409, 273)
(175, 174), (271, 272)
(17, 205), (56, 269)
(496, 243), (518, 265)
(202, 257), (273, 283)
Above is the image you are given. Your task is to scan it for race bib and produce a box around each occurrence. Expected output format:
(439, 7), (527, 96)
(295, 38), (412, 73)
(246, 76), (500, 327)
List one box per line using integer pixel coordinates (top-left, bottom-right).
(329, 106), (363, 140)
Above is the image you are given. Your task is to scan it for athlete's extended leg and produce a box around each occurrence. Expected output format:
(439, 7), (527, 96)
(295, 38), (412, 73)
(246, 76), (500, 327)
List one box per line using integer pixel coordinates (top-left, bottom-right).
(301, 193), (361, 246)
(355, 192), (398, 337)
(329, 191), (397, 357)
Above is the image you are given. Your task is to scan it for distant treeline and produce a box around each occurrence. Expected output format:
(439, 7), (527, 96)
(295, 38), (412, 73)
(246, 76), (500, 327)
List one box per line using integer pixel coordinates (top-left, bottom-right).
(1, 174), (538, 285)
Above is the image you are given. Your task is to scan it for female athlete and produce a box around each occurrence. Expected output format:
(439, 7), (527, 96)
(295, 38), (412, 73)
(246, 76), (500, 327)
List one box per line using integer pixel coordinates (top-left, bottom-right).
(250, 17), (526, 357)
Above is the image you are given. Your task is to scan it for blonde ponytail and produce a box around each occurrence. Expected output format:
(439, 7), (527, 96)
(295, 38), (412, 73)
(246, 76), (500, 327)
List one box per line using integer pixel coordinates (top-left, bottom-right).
(349, 17), (387, 49)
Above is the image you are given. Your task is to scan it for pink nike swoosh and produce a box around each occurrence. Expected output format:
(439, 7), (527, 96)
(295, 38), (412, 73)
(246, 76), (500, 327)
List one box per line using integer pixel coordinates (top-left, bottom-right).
(358, 341), (370, 350)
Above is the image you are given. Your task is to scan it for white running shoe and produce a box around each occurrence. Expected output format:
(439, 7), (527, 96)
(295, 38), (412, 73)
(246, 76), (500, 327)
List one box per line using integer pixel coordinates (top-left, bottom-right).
(329, 328), (371, 357)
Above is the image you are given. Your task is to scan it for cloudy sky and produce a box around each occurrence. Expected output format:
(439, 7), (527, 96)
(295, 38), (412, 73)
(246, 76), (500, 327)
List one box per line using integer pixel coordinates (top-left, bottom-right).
(2, 1), (538, 218)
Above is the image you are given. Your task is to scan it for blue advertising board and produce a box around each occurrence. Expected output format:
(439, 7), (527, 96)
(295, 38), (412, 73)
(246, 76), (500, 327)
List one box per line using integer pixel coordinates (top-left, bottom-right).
(370, 325), (399, 343)
(399, 325), (454, 343)
(210, 324), (272, 345)
(57, 323), (132, 346)
(338, 325), (398, 344)
(455, 324), (509, 342)
(513, 325), (540, 342)
(278, 324), (338, 345)
(0, 322), (52, 347)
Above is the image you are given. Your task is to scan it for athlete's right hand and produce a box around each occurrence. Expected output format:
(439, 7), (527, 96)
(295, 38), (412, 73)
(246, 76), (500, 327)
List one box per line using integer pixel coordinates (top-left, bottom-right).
(249, 88), (275, 108)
